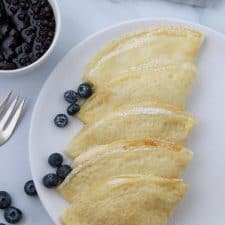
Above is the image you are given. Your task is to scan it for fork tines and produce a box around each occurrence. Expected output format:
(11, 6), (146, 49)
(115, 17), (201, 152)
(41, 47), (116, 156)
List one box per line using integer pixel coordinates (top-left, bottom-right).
(0, 91), (25, 146)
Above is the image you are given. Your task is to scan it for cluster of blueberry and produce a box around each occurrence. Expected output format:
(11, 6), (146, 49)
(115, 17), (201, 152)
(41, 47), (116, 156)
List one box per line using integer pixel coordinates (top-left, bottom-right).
(0, 181), (37, 224)
(54, 83), (93, 128)
(0, 0), (55, 70)
(42, 153), (72, 188)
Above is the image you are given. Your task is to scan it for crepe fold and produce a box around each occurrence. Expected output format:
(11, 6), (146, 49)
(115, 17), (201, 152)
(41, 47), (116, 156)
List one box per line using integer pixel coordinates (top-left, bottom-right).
(83, 26), (203, 86)
(65, 102), (195, 158)
(58, 139), (192, 202)
(78, 61), (196, 124)
(61, 175), (187, 225)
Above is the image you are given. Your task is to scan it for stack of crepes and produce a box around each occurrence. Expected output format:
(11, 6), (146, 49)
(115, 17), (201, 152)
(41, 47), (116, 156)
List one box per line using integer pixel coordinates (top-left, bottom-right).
(58, 26), (204, 225)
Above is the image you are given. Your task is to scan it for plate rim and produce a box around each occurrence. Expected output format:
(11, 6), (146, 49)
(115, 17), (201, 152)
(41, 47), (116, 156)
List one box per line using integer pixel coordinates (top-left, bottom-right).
(28, 17), (225, 225)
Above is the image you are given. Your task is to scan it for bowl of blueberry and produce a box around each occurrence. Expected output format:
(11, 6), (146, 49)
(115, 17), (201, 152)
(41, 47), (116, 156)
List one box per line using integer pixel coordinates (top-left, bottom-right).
(0, 0), (61, 75)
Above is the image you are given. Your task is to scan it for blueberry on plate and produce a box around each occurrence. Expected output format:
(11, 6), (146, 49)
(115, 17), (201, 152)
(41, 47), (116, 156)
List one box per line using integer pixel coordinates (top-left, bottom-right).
(48, 153), (63, 168)
(0, 191), (11, 209)
(4, 207), (22, 224)
(64, 90), (78, 103)
(77, 83), (93, 98)
(56, 165), (72, 180)
(54, 114), (68, 128)
(42, 173), (59, 188)
(67, 103), (80, 116)
(24, 180), (37, 196)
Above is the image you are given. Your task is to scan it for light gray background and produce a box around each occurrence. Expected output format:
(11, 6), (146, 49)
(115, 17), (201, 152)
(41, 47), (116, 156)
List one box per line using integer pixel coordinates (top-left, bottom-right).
(1, 0), (225, 225)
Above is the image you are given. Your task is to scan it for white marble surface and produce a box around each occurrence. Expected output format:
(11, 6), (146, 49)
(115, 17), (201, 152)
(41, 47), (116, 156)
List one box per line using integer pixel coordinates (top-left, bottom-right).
(1, 0), (225, 224)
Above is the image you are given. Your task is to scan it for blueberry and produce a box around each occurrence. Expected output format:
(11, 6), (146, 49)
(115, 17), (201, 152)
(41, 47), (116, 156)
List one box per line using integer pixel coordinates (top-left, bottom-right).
(38, 0), (47, 6)
(3, 49), (17, 60)
(17, 54), (30, 67)
(29, 53), (38, 63)
(20, 1), (29, 10)
(42, 173), (59, 188)
(12, 0), (19, 5)
(0, 62), (5, 70)
(35, 44), (41, 51)
(48, 153), (63, 168)
(1, 63), (17, 70)
(33, 14), (39, 20)
(31, 0), (39, 4)
(78, 83), (93, 98)
(0, 53), (4, 62)
(0, 25), (10, 36)
(54, 114), (68, 128)
(42, 20), (49, 27)
(67, 103), (80, 116)
(19, 57), (27, 66)
(48, 31), (54, 37)
(4, 207), (22, 224)
(22, 43), (32, 53)
(9, 6), (18, 14)
(8, 37), (19, 49)
(43, 38), (52, 49)
(45, 11), (53, 18)
(35, 52), (43, 58)
(0, 5), (7, 23)
(0, 191), (11, 209)
(15, 46), (22, 55)
(25, 27), (35, 36)
(31, 5), (39, 14)
(64, 90), (78, 103)
(44, 6), (51, 12)
(24, 180), (37, 196)
(49, 21), (55, 28)
(56, 165), (72, 180)
(0, 223), (6, 225)
(18, 13), (26, 21)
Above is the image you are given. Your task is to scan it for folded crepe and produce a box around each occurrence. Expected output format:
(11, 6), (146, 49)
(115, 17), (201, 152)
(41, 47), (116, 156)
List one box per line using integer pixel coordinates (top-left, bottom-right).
(58, 139), (192, 201)
(65, 102), (196, 158)
(78, 61), (196, 124)
(61, 175), (187, 225)
(83, 26), (203, 86)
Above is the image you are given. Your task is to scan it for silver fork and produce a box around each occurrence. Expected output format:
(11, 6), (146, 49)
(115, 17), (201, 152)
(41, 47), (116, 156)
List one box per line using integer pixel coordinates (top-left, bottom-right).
(0, 92), (26, 146)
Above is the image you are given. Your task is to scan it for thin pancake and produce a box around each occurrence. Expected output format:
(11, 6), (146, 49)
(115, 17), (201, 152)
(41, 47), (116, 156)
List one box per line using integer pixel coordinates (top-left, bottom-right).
(83, 26), (203, 85)
(58, 139), (192, 201)
(78, 62), (196, 124)
(65, 102), (196, 158)
(61, 175), (187, 225)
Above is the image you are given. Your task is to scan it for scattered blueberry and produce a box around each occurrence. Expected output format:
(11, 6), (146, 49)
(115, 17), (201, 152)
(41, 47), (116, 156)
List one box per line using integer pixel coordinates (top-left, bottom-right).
(54, 114), (68, 128)
(56, 165), (72, 180)
(64, 90), (78, 104)
(42, 173), (59, 188)
(4, 207), (22, 224)
(0, 223), (6, 225)
(67, 103), (80, 116)
(48, 153), (63, 168)
(77, 83), (93, 98)
(24, 180), (37, 196)
(0, 191), (11, 209)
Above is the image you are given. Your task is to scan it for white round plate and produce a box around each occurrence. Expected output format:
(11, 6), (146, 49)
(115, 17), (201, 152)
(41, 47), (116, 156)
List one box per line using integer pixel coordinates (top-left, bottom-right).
(29, 18), (225, 225)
